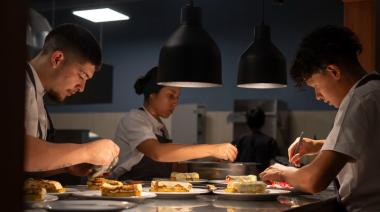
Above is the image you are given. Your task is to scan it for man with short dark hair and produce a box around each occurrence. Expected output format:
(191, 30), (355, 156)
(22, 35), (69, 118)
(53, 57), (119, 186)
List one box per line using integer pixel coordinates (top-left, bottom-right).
(259, 25), (380, 211)
(25, 23), (119, 175)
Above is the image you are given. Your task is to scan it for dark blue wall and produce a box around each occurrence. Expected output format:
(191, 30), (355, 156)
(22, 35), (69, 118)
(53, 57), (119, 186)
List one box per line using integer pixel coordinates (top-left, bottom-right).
(37, 0), (343, 112)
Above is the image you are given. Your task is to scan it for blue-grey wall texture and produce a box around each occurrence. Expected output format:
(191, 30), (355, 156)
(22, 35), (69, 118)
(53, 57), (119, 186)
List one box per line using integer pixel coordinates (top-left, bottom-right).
(36, 0), (343, 112)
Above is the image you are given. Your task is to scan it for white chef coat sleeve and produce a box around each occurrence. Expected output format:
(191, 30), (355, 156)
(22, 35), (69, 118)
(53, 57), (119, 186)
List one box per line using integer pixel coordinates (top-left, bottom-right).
(117, 112), (157, 152)
(322, 94), (370, 161)
(24, 80), (39, 137)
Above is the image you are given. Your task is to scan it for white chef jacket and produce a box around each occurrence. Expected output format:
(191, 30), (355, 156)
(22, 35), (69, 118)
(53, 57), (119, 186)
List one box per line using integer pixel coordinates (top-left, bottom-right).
(25, 63), (48, 139)
(112, 107), (169, 177)
(321, 71), (380, 212)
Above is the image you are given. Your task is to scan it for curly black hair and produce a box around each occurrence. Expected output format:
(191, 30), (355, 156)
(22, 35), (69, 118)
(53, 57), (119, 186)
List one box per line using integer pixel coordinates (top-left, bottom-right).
(290, 25), (362, 87)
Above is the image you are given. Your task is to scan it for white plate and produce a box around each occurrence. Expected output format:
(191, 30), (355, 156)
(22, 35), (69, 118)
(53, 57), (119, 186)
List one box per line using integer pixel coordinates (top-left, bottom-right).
(43, 200), (136, 211)
(213, 189), (291, 200)
(143, 199), (210, 208)
(147, 188), (209, 199)
(49, 187), (80, 195)
(185, 179), (208, 183)
(212, 200), (289, 210)
(25, 194), (58, 204)
(72, 190), (156, 202)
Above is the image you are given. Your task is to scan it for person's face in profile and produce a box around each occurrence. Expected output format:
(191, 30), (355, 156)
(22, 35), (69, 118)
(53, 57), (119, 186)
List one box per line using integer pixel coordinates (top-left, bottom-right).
(48, 51), (95, 102)
(306, 66), (345, 108)
(149, 87), (181, 118)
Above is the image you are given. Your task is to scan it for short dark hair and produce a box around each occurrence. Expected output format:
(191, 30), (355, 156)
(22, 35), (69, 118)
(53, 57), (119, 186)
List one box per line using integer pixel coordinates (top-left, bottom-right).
(246, 107), (265, 130)
(41, 23), (102, 70)
(290, 25), (362, 87)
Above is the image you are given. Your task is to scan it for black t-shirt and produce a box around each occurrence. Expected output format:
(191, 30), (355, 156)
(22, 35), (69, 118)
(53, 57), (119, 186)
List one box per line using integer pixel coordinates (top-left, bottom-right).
(232, 131), (279, 171)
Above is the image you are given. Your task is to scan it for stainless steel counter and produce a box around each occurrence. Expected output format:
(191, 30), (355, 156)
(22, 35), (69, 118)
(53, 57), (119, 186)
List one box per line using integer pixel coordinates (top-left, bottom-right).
(25, 188), (336, 212)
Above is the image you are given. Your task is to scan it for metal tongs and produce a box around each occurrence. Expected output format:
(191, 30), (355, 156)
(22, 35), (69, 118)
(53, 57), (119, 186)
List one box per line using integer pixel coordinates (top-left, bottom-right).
(90, 156), (119, 178)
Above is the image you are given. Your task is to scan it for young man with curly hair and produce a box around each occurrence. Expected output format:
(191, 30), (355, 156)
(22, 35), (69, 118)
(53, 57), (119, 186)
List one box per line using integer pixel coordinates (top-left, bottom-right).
(260, 25), (380, 211)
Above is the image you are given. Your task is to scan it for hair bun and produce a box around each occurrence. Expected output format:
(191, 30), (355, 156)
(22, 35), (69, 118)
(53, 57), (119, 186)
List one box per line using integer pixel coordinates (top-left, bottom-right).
(134, 77), (147, 95)
(134, 67), (159, 95)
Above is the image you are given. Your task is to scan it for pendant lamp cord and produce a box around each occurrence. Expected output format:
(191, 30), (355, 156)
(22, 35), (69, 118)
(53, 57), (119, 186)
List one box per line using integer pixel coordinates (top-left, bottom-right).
(51, 0), (55, 27)
(186, 0), (194, 7)
(261, 0), (265, 25)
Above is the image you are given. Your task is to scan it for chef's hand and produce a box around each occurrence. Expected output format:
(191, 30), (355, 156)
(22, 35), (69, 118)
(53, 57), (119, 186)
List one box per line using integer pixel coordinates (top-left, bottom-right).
(212, 143), (238, 162)
(84, 139), (120, 167)
(259, 163), (296, 183)
(65, 163), (94, 176)
(288, 137), (321, 166)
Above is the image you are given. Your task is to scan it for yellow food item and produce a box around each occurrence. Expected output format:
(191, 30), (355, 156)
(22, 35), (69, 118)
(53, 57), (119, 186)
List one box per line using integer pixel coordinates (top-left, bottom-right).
(24, 186), (46, 201)
(225, 175), (257, 183)
(87, 177), (123, 190)
(25, 178), (65, 193)
(224, 181), (267, 193)
(150, 180), (192, 192)
(170, 172), (200, 181)
(101, 182), (142, 197)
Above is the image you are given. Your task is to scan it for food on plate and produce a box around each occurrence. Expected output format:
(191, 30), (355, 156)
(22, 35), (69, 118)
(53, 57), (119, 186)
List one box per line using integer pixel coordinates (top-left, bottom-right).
(24, 181), (47, 201)
(224, 181), (267, 193)
(150, 180), (192, 192)
(267, 181), (293, 189)
(24, 178), (65, 193)
(87, 177), (123, 190)
(225, 175), (257, 183)
(101, 182), (142, 197)
(205, 184), (217, 191)
(170, 172), (200, 181)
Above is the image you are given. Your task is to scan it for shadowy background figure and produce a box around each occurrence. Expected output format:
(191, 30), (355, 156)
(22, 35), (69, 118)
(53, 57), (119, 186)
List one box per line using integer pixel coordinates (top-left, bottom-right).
(232, 107), (279, 171)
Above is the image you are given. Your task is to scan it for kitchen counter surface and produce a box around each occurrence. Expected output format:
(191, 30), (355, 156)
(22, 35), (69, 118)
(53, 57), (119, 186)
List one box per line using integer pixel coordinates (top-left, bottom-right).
(25, 187), (336, 211)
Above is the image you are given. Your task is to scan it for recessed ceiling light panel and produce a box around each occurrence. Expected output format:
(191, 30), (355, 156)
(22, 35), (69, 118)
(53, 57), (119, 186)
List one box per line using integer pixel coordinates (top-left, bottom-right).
(73, 8), (129, 23)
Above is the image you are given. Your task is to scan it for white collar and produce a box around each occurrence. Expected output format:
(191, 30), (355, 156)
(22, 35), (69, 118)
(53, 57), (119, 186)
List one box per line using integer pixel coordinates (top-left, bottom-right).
(28, 63), (46, 96)
(141, 106), (165, 129)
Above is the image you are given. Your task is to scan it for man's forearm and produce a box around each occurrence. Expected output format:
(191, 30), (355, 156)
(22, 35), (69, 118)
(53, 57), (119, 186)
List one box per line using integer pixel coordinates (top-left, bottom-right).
(25, 168), (66, 177)
(24, 135), (89, 172)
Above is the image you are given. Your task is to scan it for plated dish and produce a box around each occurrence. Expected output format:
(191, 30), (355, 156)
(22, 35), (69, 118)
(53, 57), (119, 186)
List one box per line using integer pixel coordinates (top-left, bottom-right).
(213, 189), (291, 201)
(25, 194), (58, 204)
(147, 188), (209, 199)
(72, 190), (156, 202)
(49, 187), (80, 195)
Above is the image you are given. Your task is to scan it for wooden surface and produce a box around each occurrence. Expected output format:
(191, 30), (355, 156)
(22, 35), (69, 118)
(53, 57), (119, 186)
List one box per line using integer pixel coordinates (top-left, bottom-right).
(343, 0), (375, 72)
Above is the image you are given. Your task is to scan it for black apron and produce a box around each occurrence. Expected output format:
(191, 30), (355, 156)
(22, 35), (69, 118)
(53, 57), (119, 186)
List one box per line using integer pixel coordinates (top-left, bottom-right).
(118, 108), (173, 181)
(25, 64), (56, 141)
(287, 73), (380, 212)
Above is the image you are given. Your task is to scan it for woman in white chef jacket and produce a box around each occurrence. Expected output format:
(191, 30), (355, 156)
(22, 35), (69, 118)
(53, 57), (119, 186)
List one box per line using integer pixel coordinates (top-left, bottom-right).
(111, 67), (238, 180)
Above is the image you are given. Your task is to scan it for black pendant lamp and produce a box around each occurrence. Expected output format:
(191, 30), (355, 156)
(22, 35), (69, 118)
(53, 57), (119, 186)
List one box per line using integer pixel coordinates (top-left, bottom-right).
(237, 0), (287, 89)
(158, 0), (222, 87)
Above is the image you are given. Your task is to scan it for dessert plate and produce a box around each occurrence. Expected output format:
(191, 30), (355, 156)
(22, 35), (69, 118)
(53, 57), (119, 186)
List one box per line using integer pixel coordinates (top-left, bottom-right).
(213, 189), (290, 200)
(72, 190), (156, 203)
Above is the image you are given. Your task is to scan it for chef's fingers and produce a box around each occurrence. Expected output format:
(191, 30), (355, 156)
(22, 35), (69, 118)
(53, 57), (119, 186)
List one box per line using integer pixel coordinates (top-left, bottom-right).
(290, 154), (301, 166)
(227, 147), (237, 161)
(288, 138), (301, 161)
(231, 144), (238, 155)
